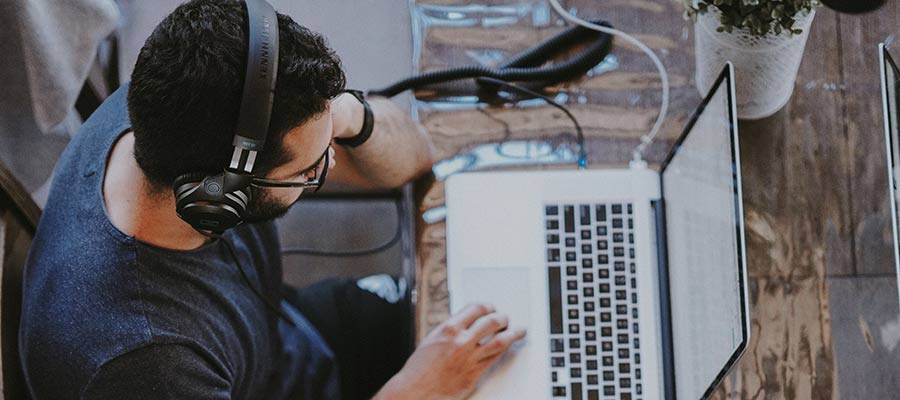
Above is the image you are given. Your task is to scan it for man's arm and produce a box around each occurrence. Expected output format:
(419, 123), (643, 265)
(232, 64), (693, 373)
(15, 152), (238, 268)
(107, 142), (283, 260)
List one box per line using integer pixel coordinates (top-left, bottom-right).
(328, 93), (436, 189)
(81, 344), (232, 400)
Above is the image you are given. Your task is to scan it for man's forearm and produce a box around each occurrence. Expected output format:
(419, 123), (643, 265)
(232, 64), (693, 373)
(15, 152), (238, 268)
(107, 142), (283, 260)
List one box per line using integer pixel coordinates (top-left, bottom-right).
(340, 96), (436, 188)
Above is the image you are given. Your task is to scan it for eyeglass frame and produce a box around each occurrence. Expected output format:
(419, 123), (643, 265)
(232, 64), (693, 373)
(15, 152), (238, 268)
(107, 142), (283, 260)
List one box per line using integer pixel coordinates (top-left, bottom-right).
(249, 145), (330, 192)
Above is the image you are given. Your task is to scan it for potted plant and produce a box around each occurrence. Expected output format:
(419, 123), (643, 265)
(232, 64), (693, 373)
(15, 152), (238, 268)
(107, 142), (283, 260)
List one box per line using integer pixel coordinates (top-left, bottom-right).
(684, 0), (820, 119)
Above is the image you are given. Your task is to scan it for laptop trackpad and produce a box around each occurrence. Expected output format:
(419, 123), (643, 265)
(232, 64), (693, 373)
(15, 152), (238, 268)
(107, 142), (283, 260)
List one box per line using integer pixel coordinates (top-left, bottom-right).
(459, 267), (531, 334)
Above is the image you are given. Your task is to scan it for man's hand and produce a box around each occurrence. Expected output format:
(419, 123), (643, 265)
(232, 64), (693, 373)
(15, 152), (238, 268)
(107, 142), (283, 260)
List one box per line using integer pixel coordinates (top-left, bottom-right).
(374, 304), (527, 400)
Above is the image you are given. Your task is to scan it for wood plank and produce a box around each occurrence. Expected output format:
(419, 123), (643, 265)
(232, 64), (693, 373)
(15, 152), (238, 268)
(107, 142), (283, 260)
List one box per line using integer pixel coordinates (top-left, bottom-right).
(838, 2), (900, 276)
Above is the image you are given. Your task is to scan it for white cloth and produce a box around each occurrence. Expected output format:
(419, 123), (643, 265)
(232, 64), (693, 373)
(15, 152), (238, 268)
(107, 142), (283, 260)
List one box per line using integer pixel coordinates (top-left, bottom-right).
(7, 0), (120, 133)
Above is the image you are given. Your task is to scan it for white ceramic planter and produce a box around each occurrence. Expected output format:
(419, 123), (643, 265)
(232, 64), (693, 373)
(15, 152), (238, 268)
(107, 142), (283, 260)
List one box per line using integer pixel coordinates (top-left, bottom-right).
(694, 9), (816, 119)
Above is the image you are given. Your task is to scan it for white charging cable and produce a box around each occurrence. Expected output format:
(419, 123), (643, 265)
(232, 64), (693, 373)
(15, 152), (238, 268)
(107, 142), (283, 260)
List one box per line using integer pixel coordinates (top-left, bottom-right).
(547, 0), (670, 163)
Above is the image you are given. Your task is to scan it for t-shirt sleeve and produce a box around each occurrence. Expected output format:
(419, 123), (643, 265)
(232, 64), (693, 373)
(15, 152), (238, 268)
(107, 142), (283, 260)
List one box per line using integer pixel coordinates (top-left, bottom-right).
(81, 344), (232, 400)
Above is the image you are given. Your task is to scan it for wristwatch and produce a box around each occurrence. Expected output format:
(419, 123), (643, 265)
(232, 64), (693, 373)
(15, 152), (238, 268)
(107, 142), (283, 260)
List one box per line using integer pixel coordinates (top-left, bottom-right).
(334, 89), (374, 148)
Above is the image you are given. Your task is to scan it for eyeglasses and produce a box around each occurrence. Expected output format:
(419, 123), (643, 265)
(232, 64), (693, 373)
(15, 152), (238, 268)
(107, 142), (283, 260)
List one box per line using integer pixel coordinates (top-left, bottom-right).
(250, 145), (330, 192)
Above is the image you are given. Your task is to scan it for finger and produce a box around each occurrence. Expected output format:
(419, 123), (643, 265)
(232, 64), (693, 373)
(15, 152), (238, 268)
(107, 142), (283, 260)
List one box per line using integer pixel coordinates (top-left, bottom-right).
(478, 328), (527, 360)
(463, 313), (509, 345)
(445, 303), (495, 329)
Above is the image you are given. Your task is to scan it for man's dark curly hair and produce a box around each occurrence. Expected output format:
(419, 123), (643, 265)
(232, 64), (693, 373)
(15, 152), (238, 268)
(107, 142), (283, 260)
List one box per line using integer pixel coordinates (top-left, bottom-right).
(128, 0), (346, 191)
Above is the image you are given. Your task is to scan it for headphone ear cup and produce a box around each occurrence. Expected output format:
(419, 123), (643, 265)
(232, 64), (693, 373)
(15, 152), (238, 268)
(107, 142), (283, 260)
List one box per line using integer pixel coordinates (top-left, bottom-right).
(173, 172), (208, 196)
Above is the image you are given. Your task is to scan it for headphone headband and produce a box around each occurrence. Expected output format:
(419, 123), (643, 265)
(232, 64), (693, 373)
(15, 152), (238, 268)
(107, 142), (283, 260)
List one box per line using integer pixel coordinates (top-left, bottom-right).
(230, 0), (279, 174)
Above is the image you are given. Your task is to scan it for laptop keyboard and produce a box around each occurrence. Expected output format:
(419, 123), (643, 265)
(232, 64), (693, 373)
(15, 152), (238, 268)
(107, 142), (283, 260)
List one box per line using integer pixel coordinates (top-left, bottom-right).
(545, 203), (643, 400)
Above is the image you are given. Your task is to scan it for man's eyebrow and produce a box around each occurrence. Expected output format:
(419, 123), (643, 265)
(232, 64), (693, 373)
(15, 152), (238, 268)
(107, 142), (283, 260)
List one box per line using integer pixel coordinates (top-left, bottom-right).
(292, 146), (329, 177)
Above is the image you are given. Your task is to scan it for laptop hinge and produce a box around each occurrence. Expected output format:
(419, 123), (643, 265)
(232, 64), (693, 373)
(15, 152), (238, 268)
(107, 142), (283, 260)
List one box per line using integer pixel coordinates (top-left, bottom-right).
(652, 199), (676, 400)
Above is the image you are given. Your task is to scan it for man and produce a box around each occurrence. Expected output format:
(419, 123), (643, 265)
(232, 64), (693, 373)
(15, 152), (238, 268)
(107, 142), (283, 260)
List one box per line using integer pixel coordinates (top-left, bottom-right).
(18, 0), (526, 399)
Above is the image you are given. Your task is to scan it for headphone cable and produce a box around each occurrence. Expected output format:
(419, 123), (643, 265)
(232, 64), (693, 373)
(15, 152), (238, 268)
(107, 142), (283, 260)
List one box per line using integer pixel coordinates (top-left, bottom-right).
(280, 200), (403, 257)
(222, 235), (297, 327)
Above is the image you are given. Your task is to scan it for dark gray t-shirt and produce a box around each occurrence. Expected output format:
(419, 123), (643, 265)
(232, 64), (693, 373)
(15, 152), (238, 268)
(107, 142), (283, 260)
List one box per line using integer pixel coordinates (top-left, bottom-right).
(19, 86), (340, 399)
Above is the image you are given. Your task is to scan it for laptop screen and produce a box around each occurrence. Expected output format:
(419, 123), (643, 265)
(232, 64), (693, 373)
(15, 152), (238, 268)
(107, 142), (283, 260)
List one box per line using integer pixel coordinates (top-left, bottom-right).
(880, 43), (900, 310)
(660, 64), (749, 399)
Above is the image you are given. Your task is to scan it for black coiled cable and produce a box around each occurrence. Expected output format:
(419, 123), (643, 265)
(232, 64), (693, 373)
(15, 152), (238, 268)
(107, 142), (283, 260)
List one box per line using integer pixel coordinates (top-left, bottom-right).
(368, 19), (614, 98)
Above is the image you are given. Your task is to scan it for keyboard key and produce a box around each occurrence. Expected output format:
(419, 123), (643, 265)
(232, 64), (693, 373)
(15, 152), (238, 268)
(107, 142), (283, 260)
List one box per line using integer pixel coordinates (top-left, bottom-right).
(603, 370), (614, 381)
(629, 248), (635, 258)
(570, 353), (581, 363)
(583, 287), (594, 297)
(586, 359), (598, 370)
(602, 341), (612, 351)
(631, 278), (637, 289)
(600, 298), (611, 308)
(553, 386), (566, 397)
(587, 374), (599, 385)
(599, 283), (610, 293)
(585, 331), (596, 341)
(628, 219), (633, 229)
(597, 240), (608, 250)
(637, 383), (642, 395)
(547, 234), (560, 244)
(614, 261), (625, 271)
(599, 269), (609, 279)
(612, 204), (622, 214)
(547, 219), (559, 230)
(632, 308), (638, 318)
(619, 363), (631, 373)
(569, 324), (579, 334)
(548, 249), (560, 262)
(616, 305), (627, 315)
(566, 237), (576, 247)
(564, 206), (575, 233)
(552, 371), (558, 382)
(613, 233), (624, 242)
(630, 263), (636, 273)
(568, 295), (578, 305)
(569, 338), (581, 348)
(566, 252), (577, 261)
(627, 204), (632, 214)
(632, 293), (638, 304)
(583, 273), (594, 283)
(584, 301), (595, 311)
(633, 323), (639, 334)
(621, 393), (632, 400)
(581, 230), (591, 240)
(551, 339), (565, 352)
(617, 319), (628, 329)
(619, 378), (631, 388)
(628, 233), (634, 244)
(581, 244), (592, 254)
(549, 267), (563, 334)
(582, 258), (593, 269)
(600, 312), (611, 322)
(614, 247), (624, 257)
(586, 345), (597, 355)
(585, 316), (596, 326)
(612, 218), (623, 228)
(588, 389), (599, 400)
(567, 266), (577, 275)
(636, 369), (641, 379)
(596, 226), (607, 236)
(618, 348), (630, 358)
(571, 383), (583, 400)
(603, 385), (615, 395)
(546, 205), (559, 215)
(635, 354), (640, 364)
(603, 356), (613, 366)
(616, 290), (626, 300)
(601, 327), (612, 337)
(568, 281), (578, 290)
(571, 367), (582, 378)
(615, 276), (626, 286)
(568, 309), (579, 319)
(598, 254), (609, 264)
(552, 357), (566, 367)
(580, 205), (591, 225)
(596, 205), (607, 222)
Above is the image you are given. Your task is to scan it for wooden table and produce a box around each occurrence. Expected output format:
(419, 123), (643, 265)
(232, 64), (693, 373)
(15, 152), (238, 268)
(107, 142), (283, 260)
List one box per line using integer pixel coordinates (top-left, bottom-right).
(409, 1), (900, 398)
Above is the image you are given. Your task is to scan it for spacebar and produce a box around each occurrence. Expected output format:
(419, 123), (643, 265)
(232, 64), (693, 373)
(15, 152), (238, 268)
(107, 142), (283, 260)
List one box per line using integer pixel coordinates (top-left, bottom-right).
(549, 267), (562, 334)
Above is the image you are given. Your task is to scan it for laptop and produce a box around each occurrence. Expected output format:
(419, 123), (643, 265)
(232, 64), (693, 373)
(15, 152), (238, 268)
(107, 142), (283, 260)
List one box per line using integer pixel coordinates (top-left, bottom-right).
(878, 43), (900, 310)
(445, 63), (750, 400)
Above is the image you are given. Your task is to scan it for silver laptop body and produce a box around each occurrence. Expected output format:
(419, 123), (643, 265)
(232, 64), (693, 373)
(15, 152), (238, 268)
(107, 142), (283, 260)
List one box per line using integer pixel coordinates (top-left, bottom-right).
(445, 63), (749, 400)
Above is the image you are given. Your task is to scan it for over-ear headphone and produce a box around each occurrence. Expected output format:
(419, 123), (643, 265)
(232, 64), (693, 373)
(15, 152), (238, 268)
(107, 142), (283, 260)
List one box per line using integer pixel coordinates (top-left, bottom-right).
(173, 0), (279, 235)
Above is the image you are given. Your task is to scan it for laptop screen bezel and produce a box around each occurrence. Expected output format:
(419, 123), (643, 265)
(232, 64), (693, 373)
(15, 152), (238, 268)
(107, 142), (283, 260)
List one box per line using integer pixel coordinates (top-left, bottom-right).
(658, 63), (750, 399)
(879, 43), (900, 311)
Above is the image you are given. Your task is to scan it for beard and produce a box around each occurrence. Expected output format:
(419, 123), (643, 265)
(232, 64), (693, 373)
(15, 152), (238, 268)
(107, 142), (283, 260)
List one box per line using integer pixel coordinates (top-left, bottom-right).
(242, 186), (294, 224)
